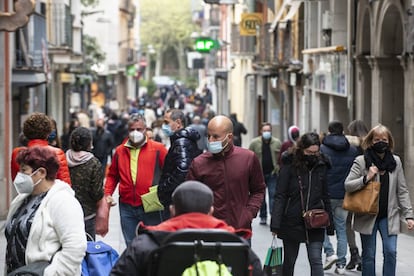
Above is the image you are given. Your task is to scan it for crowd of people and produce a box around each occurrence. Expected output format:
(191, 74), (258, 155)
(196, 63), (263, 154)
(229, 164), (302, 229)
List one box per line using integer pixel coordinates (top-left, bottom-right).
(4, 88), (414, 275)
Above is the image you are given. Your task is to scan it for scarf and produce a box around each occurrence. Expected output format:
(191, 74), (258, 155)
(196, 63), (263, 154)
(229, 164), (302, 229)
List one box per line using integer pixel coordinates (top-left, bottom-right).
(66, 150), (94, 167)
(364, 148), (396, 173)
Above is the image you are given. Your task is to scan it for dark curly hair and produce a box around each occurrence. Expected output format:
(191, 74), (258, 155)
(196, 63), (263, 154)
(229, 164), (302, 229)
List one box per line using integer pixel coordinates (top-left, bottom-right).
(16, 146), (59, 180)
(69, 127), (92, 152)
(23, 113), (52, 140)
(292, 132), (322, 170)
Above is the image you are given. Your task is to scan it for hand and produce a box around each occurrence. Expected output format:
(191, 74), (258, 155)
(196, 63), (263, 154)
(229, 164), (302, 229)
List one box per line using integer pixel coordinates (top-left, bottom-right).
(406, 218), (414, 230)
(366, 165), (379, 182)
(327, 224), (335, 236)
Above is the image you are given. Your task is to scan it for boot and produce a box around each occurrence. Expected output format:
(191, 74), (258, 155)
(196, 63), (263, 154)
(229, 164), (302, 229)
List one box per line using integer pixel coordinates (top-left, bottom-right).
(346, 248), (362, 270)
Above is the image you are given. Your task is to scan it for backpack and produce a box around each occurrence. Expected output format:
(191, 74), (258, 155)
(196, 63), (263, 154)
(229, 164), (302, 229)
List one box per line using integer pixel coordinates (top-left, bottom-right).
(81, 240), (119, 276)
(182, 260), (233, 276)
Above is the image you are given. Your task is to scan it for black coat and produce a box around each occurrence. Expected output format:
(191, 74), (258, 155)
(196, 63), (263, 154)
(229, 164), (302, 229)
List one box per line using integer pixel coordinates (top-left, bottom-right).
(157, 127), (201, 206)
(270, 156), (333, 243)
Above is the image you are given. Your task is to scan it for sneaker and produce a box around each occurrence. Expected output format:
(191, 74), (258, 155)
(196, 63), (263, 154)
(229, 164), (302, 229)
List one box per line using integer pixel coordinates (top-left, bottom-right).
(335, 265), (346, 275)
(260, 217), (267, 225)
(323, 254), (338, 270)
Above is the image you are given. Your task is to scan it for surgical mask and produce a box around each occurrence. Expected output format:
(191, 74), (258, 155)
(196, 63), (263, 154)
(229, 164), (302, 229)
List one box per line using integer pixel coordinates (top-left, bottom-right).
(162, 124), (174, 137)
(207, 135), (229, 154)
(372, 141), (389, 154)
(262, 131), (272, 140)
(13, 170), (41, 194)
(129, 130), (145, 144)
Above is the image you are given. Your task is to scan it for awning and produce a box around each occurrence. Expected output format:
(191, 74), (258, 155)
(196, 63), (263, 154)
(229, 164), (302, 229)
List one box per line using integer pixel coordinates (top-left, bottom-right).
(302, 45), (346, 54)
(12, 70), (46, 87)
(268, 2), (287, 33)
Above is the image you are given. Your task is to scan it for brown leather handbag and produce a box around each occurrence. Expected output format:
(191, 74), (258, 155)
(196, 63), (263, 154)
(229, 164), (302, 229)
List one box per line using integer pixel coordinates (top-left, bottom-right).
(343, 180), (380, 215)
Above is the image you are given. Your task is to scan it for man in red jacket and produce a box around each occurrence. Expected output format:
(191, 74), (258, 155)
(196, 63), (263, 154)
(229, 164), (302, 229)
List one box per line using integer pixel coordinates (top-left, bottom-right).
(101, 114), (167, 245)
(110, 180), (263, 276)
(187, 115), (265, 233)
(11, 113), (71, 185)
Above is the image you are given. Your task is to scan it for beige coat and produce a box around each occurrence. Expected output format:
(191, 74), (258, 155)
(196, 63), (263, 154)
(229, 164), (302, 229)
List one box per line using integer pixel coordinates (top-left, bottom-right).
(345, 155), (413, 235)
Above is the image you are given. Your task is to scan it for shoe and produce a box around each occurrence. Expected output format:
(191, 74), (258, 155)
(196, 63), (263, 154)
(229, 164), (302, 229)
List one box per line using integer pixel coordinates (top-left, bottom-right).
(335, 265), (346, 275)
(346, 248), (362, 270)
(324, 254), (338, 270)
(260, 217), (267, 225)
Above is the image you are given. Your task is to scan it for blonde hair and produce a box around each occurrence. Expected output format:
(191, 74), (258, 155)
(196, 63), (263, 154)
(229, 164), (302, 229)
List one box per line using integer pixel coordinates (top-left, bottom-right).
(361, 124), (394, 151)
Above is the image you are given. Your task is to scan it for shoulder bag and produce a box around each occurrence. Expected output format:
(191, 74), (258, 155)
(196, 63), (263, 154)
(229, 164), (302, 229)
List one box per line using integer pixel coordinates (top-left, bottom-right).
(342, 176), (380, 215)
(299, 175), (330, 229)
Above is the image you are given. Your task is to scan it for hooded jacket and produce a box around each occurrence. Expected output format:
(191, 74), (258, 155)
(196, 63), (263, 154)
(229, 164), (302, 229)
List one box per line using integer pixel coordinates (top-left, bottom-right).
(158, 127), (201, 206)
(320, 134), (358, 199)
(110, 213), (263, 276)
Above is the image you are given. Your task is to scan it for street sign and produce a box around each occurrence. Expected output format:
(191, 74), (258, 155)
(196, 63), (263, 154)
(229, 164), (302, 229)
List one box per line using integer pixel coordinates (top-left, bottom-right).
(194, 37), (218, 53)
(240, 13), (263, 36)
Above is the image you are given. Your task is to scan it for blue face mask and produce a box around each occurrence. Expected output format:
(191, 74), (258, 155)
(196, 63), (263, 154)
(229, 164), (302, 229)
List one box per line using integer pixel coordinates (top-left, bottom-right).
(262, 131), (271, 140)
(207, 135), (229, 154)
(162, 124), (174, 137)
(48, 130), (57, 142)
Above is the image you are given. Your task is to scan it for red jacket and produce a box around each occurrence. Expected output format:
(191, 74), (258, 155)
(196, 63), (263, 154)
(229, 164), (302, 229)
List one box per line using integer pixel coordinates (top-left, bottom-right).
(143, 212), (252, 239)
(11, 139), (72, 185)
(187, 145), (265, 230)
(105, 139), (167, 206)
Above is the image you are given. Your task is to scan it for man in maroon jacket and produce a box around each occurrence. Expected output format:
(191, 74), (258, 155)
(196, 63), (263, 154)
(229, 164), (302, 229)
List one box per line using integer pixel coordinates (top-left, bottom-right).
(187, 115), (265, 232)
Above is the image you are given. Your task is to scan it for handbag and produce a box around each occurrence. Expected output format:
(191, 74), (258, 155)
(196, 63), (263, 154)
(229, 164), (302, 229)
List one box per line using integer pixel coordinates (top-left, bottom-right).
(141, 185), (164, 213)
(7, 261), (50, 276)
(299, 176), (330, 229)
(263, 236), (283, 276)
(343, 180), (380, 215)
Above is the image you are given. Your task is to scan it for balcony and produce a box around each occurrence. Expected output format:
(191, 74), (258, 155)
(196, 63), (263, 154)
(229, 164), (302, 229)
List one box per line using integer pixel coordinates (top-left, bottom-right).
(119, 47), (137, 66)
(231, 23), (255, 56)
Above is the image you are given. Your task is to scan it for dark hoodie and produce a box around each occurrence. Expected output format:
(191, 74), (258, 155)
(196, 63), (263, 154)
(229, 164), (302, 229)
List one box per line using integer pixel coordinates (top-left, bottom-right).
(320, 134), (358, 199)
(158, 127), (201, 206)
(110, 213), (263, 276)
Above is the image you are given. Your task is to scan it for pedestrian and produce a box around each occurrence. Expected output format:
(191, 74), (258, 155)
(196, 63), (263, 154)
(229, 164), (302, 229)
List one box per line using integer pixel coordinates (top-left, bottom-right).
(5, 146), (86, 275)
(229, 113), (247, 147)
(248, 122), (282, 225)
(110, 180), (263, 276)
(66, 127), (104, 240)
(271, 132), (334, 276)
(48, 118), (62, 148)
(60, 118), (80, 152)
(344, 124), (414, 276)
(320, 121), (358, 274)
(189, 115), (208, 152)
(11, 112), (72, 185)
(157, 109), (201, 219)
(101, 114), (167, 245)
(92, 118), (115, 174)
(344, 119), (368, 270)
(187, 115), (265, 232)
(278, 125), (300, 166)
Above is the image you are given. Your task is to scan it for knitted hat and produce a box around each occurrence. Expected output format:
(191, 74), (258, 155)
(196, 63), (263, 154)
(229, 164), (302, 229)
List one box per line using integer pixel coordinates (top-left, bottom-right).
(288, 125), (300, 143)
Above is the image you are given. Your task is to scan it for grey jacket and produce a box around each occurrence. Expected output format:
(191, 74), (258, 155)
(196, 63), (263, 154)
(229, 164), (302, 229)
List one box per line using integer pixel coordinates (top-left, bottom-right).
(344, 155), (413, 235)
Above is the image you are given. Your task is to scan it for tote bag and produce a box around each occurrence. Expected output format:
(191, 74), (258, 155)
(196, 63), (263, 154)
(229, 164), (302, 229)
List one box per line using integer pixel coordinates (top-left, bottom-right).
(263, 237), (283, 276)
(343, 181), (380, 215)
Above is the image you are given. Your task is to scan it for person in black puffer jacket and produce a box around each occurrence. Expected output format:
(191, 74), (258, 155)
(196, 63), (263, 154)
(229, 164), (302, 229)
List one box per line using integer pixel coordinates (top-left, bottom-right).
(158, 109), (201, 220)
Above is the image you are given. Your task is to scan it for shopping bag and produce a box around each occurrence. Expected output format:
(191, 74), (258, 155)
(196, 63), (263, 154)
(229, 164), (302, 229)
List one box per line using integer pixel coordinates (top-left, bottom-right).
(263, 237), (283, 276)
(141, 185), (164, 213)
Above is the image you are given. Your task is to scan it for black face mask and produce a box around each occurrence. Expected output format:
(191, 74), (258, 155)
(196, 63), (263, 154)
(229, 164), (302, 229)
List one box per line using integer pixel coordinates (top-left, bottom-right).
(304, 155), (319, 168)
(372, 141), (389, 154)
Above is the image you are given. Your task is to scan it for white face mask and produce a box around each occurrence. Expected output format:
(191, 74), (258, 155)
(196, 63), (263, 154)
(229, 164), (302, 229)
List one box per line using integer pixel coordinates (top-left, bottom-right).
(129, 130), (145, 144)
(13, 170), (42, 194)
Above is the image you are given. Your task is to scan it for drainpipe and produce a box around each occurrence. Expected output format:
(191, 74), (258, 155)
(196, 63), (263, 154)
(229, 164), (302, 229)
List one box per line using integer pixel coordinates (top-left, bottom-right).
(347, 0), (355, 121)
(4, 0), (11, 210)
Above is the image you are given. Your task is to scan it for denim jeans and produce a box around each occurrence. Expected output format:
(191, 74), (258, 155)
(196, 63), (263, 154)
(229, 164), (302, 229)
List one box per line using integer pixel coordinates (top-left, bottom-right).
(283, 239), (323, 276)
(260, 173), (277, 218)
(119, 202), (163, 246)
(84, 216), (96, 241)
(360, 217), (397, 276)
(323, 199), (348, 266)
